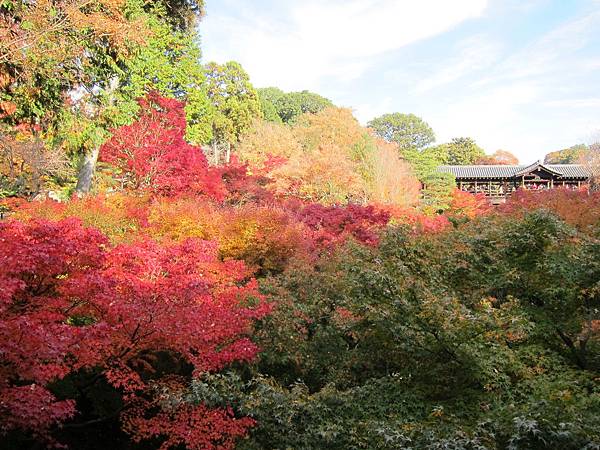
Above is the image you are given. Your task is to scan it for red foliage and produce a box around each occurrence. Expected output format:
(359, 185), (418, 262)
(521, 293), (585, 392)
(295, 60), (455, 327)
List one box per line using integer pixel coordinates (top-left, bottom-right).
(384, 206), (452, 234)
(100, 92), (225, 199)
(0, 219), (107, 439)
(500, 187), (600, 232)
(0, 218), (269, 446)
(287, 201), (391, 247)
(219, 155), (274, 205)
(124, 402), (255, 450)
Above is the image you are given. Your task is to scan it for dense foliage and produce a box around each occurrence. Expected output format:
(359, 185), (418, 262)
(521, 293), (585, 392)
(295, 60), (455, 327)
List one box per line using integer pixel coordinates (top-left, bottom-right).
(257, 87), (333, 124)
(237, 107), (421, 206)
(2, 95), (599, 448)
(2, 6), (600, 447)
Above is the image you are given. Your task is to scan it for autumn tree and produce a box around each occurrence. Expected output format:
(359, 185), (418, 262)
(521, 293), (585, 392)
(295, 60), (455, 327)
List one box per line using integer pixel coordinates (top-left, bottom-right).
(0, 0), (212, 195)
(0, 0), (147, 127)
(475, 149), (519, 165)
(236, 108), (419, 206)
(0, 127), (69, 197)
(577, 141), (599, 191)
(236, 119), (302, 168)
(72, 2), (212, 193)
(544, 143), (589, 164)
(366, 139), (421, 206)
(0, 218), (268, 448)
(99, 93), (224, 198)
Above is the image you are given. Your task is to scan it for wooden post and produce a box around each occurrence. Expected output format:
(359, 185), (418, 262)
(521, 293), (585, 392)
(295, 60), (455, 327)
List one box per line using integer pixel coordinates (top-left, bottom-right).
(474, 181), (478, 192)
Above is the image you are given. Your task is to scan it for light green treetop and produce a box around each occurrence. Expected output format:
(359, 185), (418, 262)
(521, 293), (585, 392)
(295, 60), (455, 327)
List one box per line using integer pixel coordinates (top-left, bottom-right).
(258, 88), (333, 124)
(204, 61), (262, 143)
(368, 113), (435, 150)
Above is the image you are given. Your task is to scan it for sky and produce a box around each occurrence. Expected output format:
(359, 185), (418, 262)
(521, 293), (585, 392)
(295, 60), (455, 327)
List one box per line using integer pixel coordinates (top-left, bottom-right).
(199, 0), (600, 162)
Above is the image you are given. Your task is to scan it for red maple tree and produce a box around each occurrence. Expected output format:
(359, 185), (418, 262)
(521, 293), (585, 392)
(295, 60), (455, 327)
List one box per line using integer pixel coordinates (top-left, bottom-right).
(0, 218), (270, 447)
(100, 92), (225, 199)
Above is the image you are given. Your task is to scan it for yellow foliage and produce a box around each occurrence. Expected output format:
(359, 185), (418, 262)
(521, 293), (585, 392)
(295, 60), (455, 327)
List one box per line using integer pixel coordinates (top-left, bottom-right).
(293, 107), (365, 152)
(11, 193), (146, 243)
(218, 206), (307, 272)
(147, 198), (219, 242)
(271, 144), (368, 204)
(236, 119), (302, 168)
(236, 107), (421, 207)
(146, 199), (309, 273)
(366, 137), (420, 206)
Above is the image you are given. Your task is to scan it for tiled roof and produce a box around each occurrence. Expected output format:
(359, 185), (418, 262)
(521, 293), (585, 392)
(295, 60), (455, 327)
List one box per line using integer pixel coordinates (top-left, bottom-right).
(437, 163), (590, 179)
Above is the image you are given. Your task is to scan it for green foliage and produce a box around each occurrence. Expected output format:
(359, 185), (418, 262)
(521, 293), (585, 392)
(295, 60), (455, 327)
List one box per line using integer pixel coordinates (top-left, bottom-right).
(258, 87), (333, 124)
(256, 88), (284, 123)
(421, 171), (456, 212)
(437, 136), (486, 165)
(115, 16), (213, 142)
(368, 112), (435, 150)
(186, 209), (600, 449)
(400, 145), (446, 180)
(544, 143), (589, 164)
(1, 0), (214, 194)
(204, 61), (262, 143)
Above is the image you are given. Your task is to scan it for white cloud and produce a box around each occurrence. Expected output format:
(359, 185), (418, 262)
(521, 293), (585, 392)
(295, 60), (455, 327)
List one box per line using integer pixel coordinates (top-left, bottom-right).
(352, 96), (394, 124)
(201, 0), (488, 90)
(418, 5), (600, 161)
(201, 1), (600, 162)
(414, 36), (502, 93)
(475, 8), (600, 85)
(542, 98), (600, 108)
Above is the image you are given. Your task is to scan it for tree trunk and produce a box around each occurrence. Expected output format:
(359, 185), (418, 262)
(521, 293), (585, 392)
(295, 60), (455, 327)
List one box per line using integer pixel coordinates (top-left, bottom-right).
(74, 76), (119, 195)
(75, 145), (100, 194)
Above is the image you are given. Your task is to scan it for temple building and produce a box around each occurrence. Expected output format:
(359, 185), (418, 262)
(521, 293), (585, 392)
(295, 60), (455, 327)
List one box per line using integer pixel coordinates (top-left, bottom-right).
(438, 161), (590, 202)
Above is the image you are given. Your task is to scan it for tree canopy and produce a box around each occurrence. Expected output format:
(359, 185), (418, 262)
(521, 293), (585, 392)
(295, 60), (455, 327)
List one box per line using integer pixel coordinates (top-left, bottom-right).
(476, 149), (519, 165)
(436, 137), (486, 165)
(204, 61), (262, 143)
(258, 88), (333, 124)
(544, 143), (589, 164)
(367, 112), (435, 150)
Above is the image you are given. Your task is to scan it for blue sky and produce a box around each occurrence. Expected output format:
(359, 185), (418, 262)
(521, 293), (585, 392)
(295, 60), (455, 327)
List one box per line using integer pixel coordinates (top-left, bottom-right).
(199, 0), (600, 162)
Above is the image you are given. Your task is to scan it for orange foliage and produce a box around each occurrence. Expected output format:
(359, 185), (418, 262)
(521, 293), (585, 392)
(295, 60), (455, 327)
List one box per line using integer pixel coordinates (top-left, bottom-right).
(236, 119), (301, 168)
(1, 0), (146, 67)
(146, 198), (310, 274)
(383, 205), (452, 234)
(475, 150), (519, 165)
(368, 136), (420, 206)
(147, 197), (219, 242)
(292, 107), (365, 151)
(500, 188), (600, 232)
(217, 205), (309, 273)
(10, 193), (149, 242)
(236, 108), (420, 207)
(271, 144), (368, 204)
(447, 189), (491, 220)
